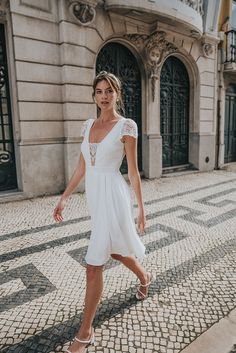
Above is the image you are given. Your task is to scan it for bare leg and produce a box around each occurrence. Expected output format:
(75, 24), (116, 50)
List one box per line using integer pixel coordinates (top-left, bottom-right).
(111, 254), (151, 297)
(67, 264), (103, 353)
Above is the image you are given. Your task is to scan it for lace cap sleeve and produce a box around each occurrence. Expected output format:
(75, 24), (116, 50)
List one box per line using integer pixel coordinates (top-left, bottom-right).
(80, 120), (89, 137)
(120, 119), (138, 139)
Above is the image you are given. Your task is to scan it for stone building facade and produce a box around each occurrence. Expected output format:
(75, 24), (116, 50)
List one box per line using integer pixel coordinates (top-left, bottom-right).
(0, 0), (222, 199)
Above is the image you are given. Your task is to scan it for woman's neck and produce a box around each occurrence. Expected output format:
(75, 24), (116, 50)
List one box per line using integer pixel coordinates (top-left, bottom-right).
(99, 109), (119, 123)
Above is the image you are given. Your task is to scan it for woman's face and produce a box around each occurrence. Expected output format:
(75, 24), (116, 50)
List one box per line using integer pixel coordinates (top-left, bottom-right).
(94, 79), (118, 112)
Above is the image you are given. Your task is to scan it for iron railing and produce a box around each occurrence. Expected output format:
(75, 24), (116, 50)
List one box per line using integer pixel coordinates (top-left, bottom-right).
(225, 30), (236, 63)
(178, 0), (203, 16)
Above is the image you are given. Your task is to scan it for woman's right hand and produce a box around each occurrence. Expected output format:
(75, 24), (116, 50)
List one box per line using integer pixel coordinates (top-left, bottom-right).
(53, 199), (66, 223)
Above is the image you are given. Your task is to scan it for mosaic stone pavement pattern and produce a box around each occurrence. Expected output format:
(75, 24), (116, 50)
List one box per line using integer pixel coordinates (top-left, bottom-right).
(0, 170), (236, 353)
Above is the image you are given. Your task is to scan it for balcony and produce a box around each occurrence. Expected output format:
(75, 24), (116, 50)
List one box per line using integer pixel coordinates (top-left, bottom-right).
(104, 0), (203, 37)
(224, 30), (236, 72)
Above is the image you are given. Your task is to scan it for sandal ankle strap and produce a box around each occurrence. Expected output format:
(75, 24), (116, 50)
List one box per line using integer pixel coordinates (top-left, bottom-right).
(140, 274), (152, 287)
(140, 280), (151, 287)
(137, 289), (146, 298)
(74, 336), (91, 344)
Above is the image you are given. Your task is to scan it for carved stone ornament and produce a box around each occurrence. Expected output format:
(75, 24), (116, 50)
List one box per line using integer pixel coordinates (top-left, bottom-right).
(125, 31), (177, 101)
(0, 10), (6, 17)
(0, 0), (9, 8)
(0, 0), (9, 17)
(202, 42), (214, 57)
(0, 150), (10, 164)
(68, 0), (96, 26)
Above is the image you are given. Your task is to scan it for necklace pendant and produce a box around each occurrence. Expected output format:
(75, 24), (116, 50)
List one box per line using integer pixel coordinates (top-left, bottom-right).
(91, 157), (95, 166)
(89, 143), (98, 166)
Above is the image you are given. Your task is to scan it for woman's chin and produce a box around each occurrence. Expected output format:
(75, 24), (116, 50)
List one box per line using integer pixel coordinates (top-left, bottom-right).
(99, 105), (112, 111)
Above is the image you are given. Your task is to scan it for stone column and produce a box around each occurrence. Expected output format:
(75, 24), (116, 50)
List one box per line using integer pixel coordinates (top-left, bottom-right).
(58, 0), (99, 190)
(9, 0), (64, 197)
(142, 77), (162, 178)
(125, 30), (177, 178)
(197, 36), (219, 172)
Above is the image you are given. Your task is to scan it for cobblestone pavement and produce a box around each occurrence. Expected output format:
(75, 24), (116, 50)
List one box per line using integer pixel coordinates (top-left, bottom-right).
(1, 170), (236, 353)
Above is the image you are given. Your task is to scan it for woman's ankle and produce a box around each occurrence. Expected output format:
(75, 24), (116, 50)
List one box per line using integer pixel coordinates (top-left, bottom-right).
(78, 325), (92, 339)
(139, 271), (149, 284)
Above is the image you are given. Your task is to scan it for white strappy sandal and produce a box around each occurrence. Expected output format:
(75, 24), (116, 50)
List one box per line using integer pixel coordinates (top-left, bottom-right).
(136, 273), (152, 300)
(66, 328), (95, 353)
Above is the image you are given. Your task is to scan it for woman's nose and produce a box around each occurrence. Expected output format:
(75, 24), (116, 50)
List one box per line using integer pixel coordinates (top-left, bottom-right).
(102, 91), (108, 98)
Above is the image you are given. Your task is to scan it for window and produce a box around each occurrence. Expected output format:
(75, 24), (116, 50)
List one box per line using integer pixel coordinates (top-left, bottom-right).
(232, 0), (236, 29)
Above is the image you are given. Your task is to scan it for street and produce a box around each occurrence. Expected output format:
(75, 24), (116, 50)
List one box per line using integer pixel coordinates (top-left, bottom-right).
(0, 170), (236, 353)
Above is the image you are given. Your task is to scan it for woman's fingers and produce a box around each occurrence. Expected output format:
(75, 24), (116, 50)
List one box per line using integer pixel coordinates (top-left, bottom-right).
(137, 219), (145, 235)
(55, 214), (63, 223)
(53, 206), (63, 223)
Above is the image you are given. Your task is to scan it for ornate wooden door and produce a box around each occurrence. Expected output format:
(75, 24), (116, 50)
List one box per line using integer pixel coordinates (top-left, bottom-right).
(0, 25), (17, 191)
(225, 85), (236, 163)
(96, 42), (142, 173)
(160, 56), (190, 168)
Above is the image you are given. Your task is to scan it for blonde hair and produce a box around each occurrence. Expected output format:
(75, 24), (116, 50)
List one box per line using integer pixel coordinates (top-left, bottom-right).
(92, 71), (125, 115)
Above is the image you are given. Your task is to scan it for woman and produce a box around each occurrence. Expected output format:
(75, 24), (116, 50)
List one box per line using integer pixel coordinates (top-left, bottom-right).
(53, 71), (152, 353)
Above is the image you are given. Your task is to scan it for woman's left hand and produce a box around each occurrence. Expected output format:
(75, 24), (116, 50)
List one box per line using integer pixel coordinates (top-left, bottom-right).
(137, 210), (146, 235)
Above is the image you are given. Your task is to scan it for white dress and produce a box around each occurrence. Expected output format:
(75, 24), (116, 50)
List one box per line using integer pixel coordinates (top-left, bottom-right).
(80, 117), (146, 266)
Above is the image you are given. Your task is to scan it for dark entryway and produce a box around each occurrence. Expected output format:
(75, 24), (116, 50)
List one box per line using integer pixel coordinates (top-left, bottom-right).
(224, 84), (236, 163)
(160, 56), (190, 168)
(0, 24), (17, 191)
(96, 42), (142, 173)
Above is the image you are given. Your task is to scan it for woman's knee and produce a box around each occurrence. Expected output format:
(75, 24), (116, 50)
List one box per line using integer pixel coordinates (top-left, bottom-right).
(111, 253), (123, 261)
(86, 264), (103, 280)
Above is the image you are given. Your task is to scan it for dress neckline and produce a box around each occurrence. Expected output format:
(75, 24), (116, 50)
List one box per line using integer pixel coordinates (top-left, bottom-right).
(88, 117), (124, 144)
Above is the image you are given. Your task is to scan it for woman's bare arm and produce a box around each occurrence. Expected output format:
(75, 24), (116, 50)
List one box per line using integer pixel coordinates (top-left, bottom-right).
(123, 135), (146, 233)
(53, 152), (86, 222)
(61, 153), (86, 201)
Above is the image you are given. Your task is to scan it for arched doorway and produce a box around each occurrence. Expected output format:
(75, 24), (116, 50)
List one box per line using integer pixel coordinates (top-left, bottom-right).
(160, 56), (190, 168)
(224, 84), (236, 163)
(96, 42), (142, 173)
